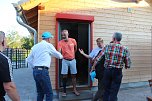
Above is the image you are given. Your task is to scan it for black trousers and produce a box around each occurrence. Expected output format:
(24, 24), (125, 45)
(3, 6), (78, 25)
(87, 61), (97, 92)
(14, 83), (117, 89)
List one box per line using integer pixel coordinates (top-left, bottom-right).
(103, 68), (122, 101)
(93, 78), (104, 101)
(0, 96), (5, 101)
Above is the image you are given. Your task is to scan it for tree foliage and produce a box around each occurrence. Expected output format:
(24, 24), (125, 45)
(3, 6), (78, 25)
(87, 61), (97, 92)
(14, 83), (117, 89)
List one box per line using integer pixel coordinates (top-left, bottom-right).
(21, 36), (34, 50)
(6, 31), (22, 48)
(6, 30), (33, 49)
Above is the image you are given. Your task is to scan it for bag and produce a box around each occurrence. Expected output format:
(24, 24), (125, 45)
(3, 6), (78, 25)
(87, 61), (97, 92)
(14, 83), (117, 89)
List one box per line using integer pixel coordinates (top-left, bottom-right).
(89, 70), (96, 82)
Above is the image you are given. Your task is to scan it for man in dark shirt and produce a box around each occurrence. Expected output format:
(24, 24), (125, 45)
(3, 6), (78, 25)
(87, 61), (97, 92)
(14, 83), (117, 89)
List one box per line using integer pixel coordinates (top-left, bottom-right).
(0, 31), (20, 101)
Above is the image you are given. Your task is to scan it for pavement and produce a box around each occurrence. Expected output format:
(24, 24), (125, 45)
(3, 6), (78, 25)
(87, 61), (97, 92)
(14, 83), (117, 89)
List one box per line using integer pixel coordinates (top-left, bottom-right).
(4, 68), (152, 101)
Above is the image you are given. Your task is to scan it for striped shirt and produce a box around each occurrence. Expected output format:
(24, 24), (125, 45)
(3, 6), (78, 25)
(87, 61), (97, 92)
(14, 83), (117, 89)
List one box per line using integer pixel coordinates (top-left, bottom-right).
(93, 42), (131, 69)
(0, 52), (13, 97)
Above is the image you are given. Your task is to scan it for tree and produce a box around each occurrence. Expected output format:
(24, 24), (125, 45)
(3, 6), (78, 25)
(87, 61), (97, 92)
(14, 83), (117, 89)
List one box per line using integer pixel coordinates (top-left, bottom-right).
(6, 30), (22, 48)
(6, 30), (34, 49)
(21, 36), (34, 50)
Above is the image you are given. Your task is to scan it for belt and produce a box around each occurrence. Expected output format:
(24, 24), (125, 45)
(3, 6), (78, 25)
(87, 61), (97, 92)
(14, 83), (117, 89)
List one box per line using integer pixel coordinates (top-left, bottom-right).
(34, 66), (49, 70)
(64, 58), (74, 61)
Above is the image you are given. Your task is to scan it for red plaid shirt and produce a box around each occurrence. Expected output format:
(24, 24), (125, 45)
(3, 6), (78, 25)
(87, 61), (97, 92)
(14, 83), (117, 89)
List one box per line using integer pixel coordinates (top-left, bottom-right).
(93, 42), (131, 69)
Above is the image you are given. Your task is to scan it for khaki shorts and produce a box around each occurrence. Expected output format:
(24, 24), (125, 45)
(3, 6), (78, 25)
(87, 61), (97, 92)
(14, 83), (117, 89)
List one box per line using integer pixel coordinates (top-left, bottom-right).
(61, 59), (77, 74)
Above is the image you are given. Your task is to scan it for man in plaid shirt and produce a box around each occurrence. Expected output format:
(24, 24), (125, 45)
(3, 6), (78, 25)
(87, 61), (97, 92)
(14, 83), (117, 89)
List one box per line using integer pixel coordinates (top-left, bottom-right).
(92, 32), (131, 101)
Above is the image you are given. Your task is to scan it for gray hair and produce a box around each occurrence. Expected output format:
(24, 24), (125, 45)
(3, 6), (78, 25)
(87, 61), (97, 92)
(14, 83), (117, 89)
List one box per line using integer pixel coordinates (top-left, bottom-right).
(0, 31), (5, 42)
(113, 32), (122, 41)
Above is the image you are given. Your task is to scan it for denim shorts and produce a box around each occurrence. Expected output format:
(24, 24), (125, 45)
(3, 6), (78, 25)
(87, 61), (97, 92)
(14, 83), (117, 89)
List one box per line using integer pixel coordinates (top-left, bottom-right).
(61, 59), (77, 74)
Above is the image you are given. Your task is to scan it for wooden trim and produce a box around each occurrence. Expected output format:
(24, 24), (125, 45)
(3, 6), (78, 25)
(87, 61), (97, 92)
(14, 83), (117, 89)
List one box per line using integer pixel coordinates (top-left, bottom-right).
(55, 21), (59, 89)
(38, 5), (45, 10)
(55, 13), (94, 89)
(90, 22), (94, 87)
(148, 79), (152, 87)
(56, 13), (94, 22)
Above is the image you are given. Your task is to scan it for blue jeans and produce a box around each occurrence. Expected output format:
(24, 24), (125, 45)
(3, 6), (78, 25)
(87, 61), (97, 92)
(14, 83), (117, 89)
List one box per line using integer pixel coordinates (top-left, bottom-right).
(103, 68), (122, 101)
(33, 68), (53, 101)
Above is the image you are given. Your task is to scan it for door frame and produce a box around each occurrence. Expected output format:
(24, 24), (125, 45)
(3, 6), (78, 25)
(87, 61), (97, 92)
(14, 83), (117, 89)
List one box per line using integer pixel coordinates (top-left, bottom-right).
(55, 13), (94, 89)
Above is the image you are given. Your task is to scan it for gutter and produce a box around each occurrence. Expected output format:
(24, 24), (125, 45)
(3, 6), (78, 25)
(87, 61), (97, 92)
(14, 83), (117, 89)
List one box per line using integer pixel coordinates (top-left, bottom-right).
(12, 3), (38, 45)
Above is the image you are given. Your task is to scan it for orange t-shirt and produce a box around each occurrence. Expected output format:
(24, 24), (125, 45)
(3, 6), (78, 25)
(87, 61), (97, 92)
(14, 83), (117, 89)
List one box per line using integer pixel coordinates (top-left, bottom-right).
(58, 38), (77, 59)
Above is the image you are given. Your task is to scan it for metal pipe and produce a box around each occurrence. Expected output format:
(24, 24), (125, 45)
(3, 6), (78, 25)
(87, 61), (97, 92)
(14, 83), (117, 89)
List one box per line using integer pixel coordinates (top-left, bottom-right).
(12, 3), (38, 44)
(16, 16), (37, 44)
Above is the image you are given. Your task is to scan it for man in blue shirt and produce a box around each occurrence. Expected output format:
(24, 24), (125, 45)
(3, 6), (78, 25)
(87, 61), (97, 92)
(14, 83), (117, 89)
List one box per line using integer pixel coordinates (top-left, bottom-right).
(79, 38), (103, 60)
(79, 38), (104, 101)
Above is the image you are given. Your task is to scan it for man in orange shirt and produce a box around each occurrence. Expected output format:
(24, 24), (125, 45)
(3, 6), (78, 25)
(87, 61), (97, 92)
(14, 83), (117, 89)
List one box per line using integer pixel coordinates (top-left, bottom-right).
(58, 29), (80, 97)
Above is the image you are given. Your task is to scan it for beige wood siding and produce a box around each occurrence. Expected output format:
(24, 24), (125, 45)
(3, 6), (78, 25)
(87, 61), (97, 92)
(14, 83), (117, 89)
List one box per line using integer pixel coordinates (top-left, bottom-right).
(37, 0), (152, 89)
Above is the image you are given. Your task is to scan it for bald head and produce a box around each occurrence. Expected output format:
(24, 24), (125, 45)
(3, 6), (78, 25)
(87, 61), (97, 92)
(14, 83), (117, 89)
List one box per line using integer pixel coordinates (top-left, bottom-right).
(61, 29), (69, 40)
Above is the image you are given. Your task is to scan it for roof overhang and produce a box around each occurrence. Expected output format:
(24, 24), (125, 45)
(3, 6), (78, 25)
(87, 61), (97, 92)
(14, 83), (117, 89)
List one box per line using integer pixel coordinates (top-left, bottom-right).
(17, 0), (49, 10)
(112, 0), (152, 6)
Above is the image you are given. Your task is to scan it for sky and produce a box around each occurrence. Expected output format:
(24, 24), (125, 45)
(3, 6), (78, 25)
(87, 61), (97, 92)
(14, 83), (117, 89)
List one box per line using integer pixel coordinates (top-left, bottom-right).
(0, 0), (30, 36)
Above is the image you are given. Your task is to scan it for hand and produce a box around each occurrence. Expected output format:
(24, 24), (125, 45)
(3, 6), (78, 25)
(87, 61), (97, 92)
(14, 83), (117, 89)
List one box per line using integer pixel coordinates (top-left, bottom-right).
(90, 66), (95, 72)
(79, 48), (84, 55)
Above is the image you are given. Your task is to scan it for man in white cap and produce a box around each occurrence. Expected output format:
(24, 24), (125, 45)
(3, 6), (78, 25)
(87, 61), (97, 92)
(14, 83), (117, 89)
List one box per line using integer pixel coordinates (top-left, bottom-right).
(27, 32), (63, 101)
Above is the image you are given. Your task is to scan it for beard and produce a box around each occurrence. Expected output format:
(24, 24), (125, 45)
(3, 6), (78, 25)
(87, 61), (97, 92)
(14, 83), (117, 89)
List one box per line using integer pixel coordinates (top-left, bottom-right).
(62, 37), (66, 39)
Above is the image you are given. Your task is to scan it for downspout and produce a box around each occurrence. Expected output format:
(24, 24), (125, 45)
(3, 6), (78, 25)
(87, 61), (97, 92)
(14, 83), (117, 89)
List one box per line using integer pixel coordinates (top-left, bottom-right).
(12, 3), (38, 44)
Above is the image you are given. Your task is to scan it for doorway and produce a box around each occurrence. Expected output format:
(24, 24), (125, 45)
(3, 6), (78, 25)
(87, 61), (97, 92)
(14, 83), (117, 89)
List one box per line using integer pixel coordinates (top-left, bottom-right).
(58, 21), (91, 87)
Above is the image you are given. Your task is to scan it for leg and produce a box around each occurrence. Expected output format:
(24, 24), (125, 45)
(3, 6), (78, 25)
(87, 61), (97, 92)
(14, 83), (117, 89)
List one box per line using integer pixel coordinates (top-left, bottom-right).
(93, 78), (104, 101)
(71, 74), (80, 96)
(33, 69), (44, 101)
(61, 59), (69, 96)
(62, 74), (68, 96)
(109, 69), (122, 101)
(69, 59), (80, 96)
(41, 69), (53, 101)
(103, 68), (112, 101)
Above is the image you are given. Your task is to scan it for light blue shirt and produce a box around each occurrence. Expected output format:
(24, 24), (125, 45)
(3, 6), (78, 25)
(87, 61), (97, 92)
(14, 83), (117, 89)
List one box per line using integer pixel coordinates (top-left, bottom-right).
(26, 40), (63, 68)
(89, 47), (102, 59)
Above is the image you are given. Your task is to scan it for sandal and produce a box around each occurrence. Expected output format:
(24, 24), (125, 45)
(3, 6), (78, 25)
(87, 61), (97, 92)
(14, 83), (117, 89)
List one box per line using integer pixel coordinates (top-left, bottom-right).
(73, 91), (80, 96)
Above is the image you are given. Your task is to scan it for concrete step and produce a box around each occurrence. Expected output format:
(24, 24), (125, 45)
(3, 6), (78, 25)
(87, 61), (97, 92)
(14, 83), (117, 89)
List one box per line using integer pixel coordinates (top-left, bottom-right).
(59, 90), (93, 101)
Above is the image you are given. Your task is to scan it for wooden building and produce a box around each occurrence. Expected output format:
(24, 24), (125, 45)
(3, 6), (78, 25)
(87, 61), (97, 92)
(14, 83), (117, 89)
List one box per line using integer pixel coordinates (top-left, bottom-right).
(14, 0), (152, 91)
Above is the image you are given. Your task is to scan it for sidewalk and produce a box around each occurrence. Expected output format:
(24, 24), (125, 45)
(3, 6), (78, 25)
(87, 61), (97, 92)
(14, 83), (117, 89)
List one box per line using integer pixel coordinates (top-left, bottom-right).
(5, 68), (151, 101)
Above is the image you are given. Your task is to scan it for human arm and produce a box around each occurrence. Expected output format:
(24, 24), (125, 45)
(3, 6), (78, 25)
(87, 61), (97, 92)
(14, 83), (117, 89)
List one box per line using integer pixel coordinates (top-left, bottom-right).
(3, 82), (20, 101)
(58, 41), (62, 53)
(91, 47), (105, 71)
(124, 49), (131, 69)
(79, 49), (91, 59)
(26, 50), (34, 67)
(49, 44), (63, 59)
(0, 58), (20, 101)
(73, 39), (77, 53)
(74, 45), (77, 53)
